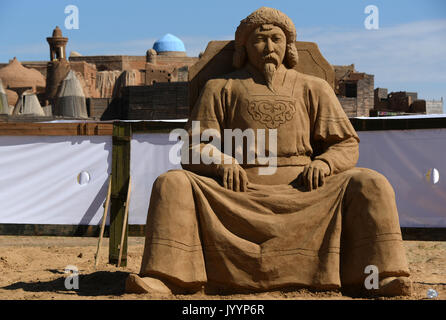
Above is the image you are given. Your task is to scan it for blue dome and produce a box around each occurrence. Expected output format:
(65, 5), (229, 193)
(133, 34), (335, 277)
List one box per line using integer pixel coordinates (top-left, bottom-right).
(153, 34), (186, 53)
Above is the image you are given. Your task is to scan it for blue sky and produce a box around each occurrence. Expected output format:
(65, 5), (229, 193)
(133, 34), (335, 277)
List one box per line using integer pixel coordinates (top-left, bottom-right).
(0, 0), (445, 107)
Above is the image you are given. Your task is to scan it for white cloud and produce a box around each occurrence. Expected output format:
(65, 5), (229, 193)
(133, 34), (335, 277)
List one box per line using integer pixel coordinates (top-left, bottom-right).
(298, 19), (446, 87)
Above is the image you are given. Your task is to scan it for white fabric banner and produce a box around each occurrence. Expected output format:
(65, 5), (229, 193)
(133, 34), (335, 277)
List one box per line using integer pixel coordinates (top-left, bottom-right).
(357, 129), (446, 227)
(129, 133), (181, 225)
(0, 129), (445, 228)
(0, 136), (112, 225)
(129, 130), (446, 228)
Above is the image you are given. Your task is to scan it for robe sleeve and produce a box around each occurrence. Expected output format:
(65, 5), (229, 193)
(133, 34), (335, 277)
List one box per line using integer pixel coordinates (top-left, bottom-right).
(181, 79), (236, 176)
(308, 79), (360, 175)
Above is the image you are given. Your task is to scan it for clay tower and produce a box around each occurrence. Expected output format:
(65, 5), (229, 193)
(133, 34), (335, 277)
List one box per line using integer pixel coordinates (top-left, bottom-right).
(46, 26), (68, 61)
(45, 26), (71, 108)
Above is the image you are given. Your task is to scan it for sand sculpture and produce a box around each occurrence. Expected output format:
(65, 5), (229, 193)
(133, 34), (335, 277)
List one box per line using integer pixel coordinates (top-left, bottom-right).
(127, 7), (412, 297)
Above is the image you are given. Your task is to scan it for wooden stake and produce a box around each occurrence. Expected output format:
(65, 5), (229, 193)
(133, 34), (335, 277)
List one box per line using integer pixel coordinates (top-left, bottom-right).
(94, 174), (113, 268)
(117, 176), (132, 267)
(109, 122), (131, 266)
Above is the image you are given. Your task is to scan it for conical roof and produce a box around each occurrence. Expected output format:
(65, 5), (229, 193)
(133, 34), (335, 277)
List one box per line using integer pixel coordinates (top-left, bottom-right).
(52, 26), (63, 38)
(57, 70), (85, 98)
(55, 70), (88, 118)
(0, 57), (46, 90)
(12, 90), (45, 116)
(153, 34), (186, 53)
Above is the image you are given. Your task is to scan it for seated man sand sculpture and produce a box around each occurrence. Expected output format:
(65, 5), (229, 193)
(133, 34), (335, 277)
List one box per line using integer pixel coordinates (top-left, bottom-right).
(127, 7), (412, 296)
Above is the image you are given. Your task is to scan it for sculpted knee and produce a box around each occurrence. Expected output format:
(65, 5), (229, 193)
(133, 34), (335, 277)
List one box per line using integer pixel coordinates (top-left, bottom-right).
(153, 170), (191, 197)
(347, 168), (395, 198)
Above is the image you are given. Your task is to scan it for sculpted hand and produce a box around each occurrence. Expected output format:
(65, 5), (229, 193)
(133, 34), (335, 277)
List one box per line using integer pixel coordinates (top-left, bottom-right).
(300, 160), (330, 191)
(216, 164), (249, 192)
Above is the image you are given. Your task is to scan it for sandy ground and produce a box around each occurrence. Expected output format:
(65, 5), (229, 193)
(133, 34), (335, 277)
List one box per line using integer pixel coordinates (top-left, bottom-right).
(0, 235), (445, 300)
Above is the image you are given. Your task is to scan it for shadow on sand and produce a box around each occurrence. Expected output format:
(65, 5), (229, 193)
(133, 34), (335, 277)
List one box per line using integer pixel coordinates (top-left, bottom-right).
(1, 271), (130, 297)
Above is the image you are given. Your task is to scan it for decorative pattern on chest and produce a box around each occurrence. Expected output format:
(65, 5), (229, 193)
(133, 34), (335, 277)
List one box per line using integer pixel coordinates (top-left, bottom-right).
(247, 96), (297, 129)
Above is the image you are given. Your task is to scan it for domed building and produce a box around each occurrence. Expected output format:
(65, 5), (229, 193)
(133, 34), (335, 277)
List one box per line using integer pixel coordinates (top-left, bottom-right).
(144, 33), (197, 86)
(0, 28), (199, 120)
(0, 58), (46, 114)
(152, 34), (187, 57)
(0, 57), (46, 92)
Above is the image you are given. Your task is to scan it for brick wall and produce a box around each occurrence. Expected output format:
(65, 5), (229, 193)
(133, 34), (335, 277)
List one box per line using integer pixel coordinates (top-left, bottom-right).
(388, 92), (411, 112)
(122, 56), (146, 71)
(70, 61), (99, 98)
(69, 56), (144, 71)
(122, 82), (189, 120)
(87, 98), (119, 120)
(144, 63), (178, 85)
(374, 88), (389, 111)
(70, 55), (196, 72)
(356, 74), (374, 117)
(409, 100), (426, 113)
(338, 97), (357, 117)
(147, 55), (198, 68)
(337, 74), (373, 117)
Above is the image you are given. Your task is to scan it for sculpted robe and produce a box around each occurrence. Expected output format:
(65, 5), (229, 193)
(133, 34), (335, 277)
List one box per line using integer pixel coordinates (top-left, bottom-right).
(139, 64), (410, 291)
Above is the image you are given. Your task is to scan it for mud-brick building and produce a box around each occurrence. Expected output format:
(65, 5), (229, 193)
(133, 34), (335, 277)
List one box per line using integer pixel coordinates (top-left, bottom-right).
(0, 27), (198, 120)
(85, 34), (196, 120)
(2, 25), (443, 120)
(69, 33), (197, 120)
(372, 89), (444, 115)
(333, 64), (374, 117)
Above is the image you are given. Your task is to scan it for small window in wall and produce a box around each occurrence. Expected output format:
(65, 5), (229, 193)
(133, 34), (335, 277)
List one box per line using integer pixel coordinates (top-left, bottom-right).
(345, 83), (357, 98)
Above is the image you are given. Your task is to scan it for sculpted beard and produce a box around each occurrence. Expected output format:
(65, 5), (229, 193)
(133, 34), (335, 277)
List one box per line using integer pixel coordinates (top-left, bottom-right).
(262, 54), (279, 92)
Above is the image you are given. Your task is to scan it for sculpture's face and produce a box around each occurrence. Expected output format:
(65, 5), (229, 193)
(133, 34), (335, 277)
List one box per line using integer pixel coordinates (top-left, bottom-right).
(245, 24), (287, 72)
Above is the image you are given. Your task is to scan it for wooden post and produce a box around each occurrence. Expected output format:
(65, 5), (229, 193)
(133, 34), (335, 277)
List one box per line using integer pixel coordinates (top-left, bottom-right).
(109, 122), (131, 266)
(94, 174), (112, 268)
(118, 176), (132, 267)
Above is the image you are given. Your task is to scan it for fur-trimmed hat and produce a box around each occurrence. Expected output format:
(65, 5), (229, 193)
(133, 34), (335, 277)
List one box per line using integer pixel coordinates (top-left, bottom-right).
(233, 7), (298, 69)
